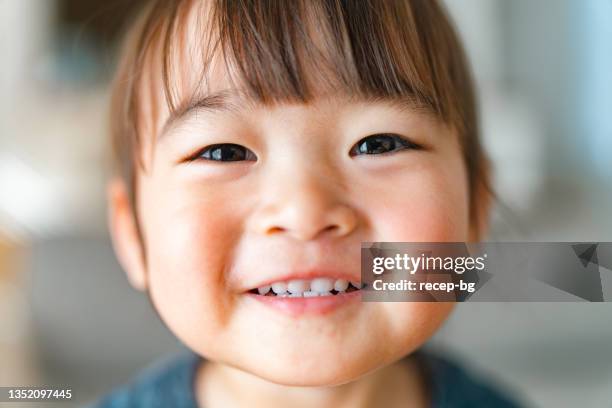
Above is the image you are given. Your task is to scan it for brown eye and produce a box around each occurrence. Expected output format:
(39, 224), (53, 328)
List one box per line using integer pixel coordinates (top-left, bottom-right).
(350, 133), (422, 156)
(196, 143), (256, 162)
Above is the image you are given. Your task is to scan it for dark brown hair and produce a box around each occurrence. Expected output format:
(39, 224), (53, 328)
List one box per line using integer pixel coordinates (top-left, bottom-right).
(110, 0), (491, 232)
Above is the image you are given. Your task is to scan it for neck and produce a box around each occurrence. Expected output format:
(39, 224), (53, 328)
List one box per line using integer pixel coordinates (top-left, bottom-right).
(195, 356), (427, 408)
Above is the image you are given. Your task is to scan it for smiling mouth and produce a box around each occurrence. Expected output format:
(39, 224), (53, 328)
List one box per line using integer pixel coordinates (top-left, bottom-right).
(247, 278), (364, 298)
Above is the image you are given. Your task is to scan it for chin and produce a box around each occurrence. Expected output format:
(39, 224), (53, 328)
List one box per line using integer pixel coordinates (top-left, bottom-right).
(246, 361), (373, 387)
(230, 345), (391, 387)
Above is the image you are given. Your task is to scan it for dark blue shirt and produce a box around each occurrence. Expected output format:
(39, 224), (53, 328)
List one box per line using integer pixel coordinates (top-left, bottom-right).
(90, 350), (524, 407)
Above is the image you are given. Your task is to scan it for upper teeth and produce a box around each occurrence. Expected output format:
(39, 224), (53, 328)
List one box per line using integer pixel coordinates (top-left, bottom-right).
(257, 278), (362, 296)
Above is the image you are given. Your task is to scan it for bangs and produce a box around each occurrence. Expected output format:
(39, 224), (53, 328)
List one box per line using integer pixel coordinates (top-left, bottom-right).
(207, 0), (438, 107)
(127, 0), (474, 128)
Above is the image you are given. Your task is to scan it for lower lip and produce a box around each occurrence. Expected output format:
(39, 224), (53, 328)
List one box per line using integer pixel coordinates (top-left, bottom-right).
(246, 290), (362, 317)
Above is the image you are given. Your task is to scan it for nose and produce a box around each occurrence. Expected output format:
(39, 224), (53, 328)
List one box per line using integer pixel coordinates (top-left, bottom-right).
(248, 171), (358, 242)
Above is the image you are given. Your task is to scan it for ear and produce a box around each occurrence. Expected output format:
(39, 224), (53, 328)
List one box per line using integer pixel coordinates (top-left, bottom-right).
(107, 177), (148, 291)
(469, 171), (494, 241)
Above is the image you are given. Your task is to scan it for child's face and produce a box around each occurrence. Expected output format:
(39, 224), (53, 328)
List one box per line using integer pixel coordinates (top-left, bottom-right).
(110, 6), (473, 387)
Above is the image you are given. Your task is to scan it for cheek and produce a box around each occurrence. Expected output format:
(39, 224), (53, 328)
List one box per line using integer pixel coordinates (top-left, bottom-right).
(383, 180), (468, 241)
(357, 154), (465, 357)
(138, 180), (243, 351)
(362, 158), (470, 242)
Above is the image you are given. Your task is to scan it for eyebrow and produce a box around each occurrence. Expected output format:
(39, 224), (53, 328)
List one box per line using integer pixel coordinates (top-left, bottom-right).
(158, 90), (436, 140)
(158, 90), (241, 139)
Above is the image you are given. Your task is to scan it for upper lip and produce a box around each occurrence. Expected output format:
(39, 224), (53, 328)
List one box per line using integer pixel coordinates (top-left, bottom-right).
(240, 269), (360, 292)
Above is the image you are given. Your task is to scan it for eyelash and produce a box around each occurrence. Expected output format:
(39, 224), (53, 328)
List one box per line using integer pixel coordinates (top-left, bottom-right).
(186, 133), (422, 162)
(186, 143), (257, 162)
(348, 133), (423, 157)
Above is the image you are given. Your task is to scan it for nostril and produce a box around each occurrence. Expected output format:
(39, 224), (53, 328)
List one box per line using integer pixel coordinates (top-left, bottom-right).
(323, 225), (339, 234)
(267, 226), (286, 235)
(266, 224), (342, 240)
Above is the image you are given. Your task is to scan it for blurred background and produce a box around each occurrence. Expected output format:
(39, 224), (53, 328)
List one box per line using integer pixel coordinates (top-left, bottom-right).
(0, 0), (611, 406)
